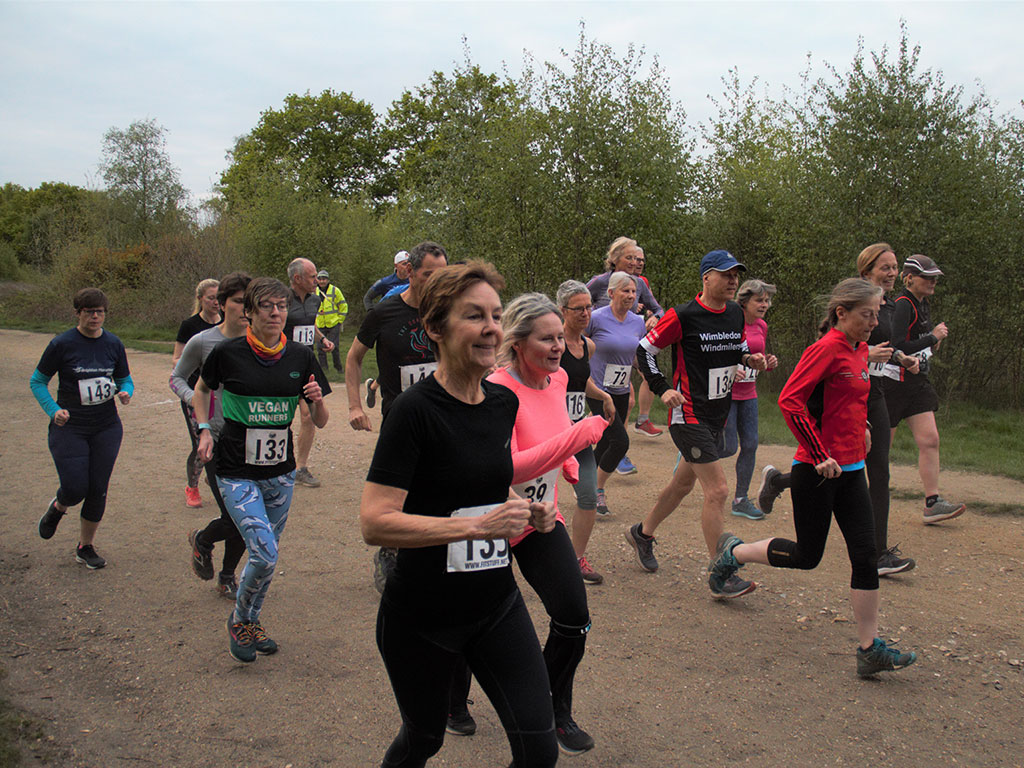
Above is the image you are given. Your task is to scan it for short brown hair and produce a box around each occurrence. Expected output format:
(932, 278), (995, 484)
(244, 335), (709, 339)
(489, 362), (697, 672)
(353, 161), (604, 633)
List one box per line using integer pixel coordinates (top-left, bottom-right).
(217, 272), (252, 306)
(856, 243), (894, 278)
(243, 277), (289, 316)
(419, 261), (505, 346)
(73, 287), (108, 312)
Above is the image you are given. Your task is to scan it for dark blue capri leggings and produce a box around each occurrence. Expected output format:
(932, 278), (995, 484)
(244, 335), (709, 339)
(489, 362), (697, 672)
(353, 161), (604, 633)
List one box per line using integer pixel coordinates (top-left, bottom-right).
(377, 590), (558, 768)
(587, 391), (630, 473)
(765, 463), (879, 591)
(48, 419), (123, 523)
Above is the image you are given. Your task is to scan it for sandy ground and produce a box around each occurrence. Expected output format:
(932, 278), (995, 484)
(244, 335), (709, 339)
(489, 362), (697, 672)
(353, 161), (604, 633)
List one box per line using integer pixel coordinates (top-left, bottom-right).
(1, 328), (1022, 768)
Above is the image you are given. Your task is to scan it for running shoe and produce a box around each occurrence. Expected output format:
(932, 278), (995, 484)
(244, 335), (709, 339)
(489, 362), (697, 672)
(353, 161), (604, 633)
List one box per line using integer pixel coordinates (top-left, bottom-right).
(556, 718), (595, 755)
(373, 547), (397, 595)
(731, 498), (765, 520)
(75, 544), (106, 570)
(365, 378), (376, 408)
(250, 622), (278, 655)
(294, 467), (321, 488)
(633, 419), (663, 437)
(856, 638), (917, 677)
(707, 532), (743, 594)
(595, 490), (612, 518)
(616, 456), (638, 475)
(185, 486), (203, 508)
(578, 556), (604, 585)
(710, 573), (756, 599)
(446, 703), (477, 736)
(923, 497), (966, 524)
(757, 465), (782, 515)
(217, 572), (238, 599)
(877, 545), (916, 576)
(38, 498), (65, 540)
(227, 616), (256, 663)
(188, 529), (215, 581)
(625, 523), (658, 572)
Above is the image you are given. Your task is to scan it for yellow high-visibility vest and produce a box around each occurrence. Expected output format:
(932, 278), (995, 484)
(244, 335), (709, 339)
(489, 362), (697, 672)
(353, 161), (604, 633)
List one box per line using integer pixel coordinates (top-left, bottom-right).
(316, 284), (348, 329)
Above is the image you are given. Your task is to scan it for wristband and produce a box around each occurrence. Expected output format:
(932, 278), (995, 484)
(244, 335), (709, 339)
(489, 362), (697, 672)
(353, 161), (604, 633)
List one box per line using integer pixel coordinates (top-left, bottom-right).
(197, 422), (211, 431)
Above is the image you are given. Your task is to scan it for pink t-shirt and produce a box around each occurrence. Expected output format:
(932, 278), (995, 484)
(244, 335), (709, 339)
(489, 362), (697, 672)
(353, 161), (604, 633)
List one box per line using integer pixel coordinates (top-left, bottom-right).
(488, 366), (606, 546)
(732, 318), (767, 401)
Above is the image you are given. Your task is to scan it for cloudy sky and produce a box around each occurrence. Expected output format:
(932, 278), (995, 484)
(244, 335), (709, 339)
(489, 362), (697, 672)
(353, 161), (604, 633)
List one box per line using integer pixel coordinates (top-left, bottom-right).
(2, 1), (1021, 202)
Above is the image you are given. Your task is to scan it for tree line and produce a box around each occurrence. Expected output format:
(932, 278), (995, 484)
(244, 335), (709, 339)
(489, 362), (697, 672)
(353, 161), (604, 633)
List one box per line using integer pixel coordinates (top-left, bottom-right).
(1, 24), (1022, 404)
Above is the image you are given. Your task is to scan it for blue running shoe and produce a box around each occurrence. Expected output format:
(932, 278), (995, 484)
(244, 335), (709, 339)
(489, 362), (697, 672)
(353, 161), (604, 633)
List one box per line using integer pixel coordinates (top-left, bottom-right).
(616, 456), (638, 475)
(731, 498), (765, 520)
(857, 638), (917, 677)
(708, 533), (744, 595)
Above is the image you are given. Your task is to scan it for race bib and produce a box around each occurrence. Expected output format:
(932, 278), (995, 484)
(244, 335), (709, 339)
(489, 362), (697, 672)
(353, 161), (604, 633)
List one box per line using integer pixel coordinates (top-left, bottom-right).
(78, 376), (115, 406)
(708, 365), (738, 400)
(734, 365), (758, 384)
(446, 504), (510, 573)
(566, 391), (586, 422)
(512, 469), (558, 506)
(869, 361), (902, 381)
(292, 325), (315, 346)
(399, 362), (438, 391)
(602, 363), (631, 390)
(912, 347), (933, 363)
(245, 428), (289, 466)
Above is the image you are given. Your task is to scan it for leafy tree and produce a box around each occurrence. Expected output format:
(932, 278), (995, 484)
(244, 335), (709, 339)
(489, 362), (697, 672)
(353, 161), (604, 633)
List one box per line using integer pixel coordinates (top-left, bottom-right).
(219, 90), (386, 208)
(99, 118), (187, 242)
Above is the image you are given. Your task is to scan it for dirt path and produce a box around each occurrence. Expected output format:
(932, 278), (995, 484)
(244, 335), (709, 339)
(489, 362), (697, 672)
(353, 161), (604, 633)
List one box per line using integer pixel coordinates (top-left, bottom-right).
(1, 328), (1022, 768)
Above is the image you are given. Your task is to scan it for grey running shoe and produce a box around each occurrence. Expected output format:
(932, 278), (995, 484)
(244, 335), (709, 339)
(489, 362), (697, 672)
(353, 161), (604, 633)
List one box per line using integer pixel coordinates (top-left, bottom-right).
(556, 717), (595, 755)
(578, 556), (604, 585)
(294, 467), (321, 488)
(625, 523), (658, 572)
(708, 532), (744, 595)
(38, 498), (65, 540)
(757, 465), (782, 515)
(227, 616), (256, 663)
(731, 498), (765, 520)
(595, 489), (612, 518)
(710, 572), (757, 599)
(923, 497), (965, 524)
(877, 545), (916, 576)
(446, 703), (477, 736)
(857, 638), (917, 677)
(217, 572), (239, 599)
(250, 622), (278, 655)
(188, 529), (214, 581)
(365, 378), (376, 408)
(75, 544), (106, 570)
(373, 547), (397, 594)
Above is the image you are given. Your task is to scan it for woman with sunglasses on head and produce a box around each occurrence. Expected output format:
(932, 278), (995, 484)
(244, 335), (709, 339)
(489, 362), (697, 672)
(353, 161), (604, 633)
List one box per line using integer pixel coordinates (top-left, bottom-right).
(193, 277), (331, 663)
(173, 278), (222, 508)
(885, 255), (965, 524)
(33, 288), (134, 570)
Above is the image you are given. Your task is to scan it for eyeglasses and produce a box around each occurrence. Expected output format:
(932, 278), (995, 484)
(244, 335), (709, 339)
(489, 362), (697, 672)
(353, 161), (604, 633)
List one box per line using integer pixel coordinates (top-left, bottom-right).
(566, 305), (592, 314)
(80, 308), (105, 316)
(257, 301), (288, 313)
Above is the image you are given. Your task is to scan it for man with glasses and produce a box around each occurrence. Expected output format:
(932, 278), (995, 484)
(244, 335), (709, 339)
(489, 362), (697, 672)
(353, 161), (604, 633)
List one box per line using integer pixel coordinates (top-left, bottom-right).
(285, 258), (334, 488)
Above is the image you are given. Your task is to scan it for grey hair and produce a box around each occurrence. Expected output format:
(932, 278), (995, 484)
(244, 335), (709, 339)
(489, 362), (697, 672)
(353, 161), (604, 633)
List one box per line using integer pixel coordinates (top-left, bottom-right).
(608, 270), (636, 293)
(498, 292), (562, 366)
(736, 279), (778, 307)
(286, 258), (311, 281)
(556, 279), (590, 308)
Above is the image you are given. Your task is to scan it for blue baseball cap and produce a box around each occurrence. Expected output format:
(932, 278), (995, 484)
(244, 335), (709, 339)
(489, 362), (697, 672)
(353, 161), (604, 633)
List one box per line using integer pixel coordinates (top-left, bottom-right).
(700, 250), (746, 276)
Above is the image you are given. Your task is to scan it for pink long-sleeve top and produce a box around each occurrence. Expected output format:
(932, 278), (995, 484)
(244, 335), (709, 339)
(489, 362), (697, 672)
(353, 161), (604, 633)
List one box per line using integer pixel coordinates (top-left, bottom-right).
(487, 366), (608, 546)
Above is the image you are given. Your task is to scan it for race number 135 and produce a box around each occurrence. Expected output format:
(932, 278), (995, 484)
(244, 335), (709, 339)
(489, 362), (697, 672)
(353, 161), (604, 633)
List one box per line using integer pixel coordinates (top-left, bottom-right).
(447, 503), (510, 573)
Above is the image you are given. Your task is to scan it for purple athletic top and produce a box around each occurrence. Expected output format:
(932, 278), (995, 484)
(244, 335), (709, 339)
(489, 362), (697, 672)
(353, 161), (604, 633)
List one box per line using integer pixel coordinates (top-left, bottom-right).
(586, 306), (646, 395)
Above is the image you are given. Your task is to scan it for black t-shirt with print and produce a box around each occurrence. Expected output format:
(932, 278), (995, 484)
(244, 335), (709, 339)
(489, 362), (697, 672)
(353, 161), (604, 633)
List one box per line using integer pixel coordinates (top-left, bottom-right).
(366, 375), (518, 628)
(356, 295), (436, 415)
(200, 337), (331, 480)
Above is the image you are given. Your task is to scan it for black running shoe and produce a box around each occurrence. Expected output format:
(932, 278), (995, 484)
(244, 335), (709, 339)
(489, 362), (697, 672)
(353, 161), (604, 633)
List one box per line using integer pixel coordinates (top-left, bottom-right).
(877, 545), (916, 576)
(857, 638), (917, 677)
(757, 465), (782, 515)
(217, 572), (239, 599)
(625, 523), (658, 572)
(556, 717), (595, 755)
(188, 529), (214, 581)
(75, 544), (106, 570)
(250, 622), (278, 655)
(446, 703), (477, 736)
(39, 498), (65, 540)
(227, 616), (256, 663)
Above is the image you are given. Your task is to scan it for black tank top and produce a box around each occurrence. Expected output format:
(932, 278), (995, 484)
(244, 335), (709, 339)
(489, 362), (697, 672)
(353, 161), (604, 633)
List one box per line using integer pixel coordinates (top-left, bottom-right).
(560, 336), (591, 422)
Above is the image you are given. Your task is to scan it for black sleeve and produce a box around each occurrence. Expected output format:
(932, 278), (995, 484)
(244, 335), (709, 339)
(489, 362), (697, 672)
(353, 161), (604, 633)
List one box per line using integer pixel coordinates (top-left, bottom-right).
(176, 316), (194, 344)
(637, 340), (669, 397)
(366, 392), (423, 490)
(890, 296), (936, 354)
(35, 337), (63, 378)
(200, 344), (223, 391)
(356, 305), (382, 349)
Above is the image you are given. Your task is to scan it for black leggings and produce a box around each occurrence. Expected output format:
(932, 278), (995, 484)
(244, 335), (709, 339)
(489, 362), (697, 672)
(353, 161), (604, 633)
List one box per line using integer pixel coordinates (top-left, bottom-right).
(197, 453), (246, 574)
(588, 391), (630, 473)
(449, 522), (591, 723)
(866, 391), (892, 555)
(377, 591), (557, 768)
(765, 464), (879, 591)
(48, 419), (123, 523)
